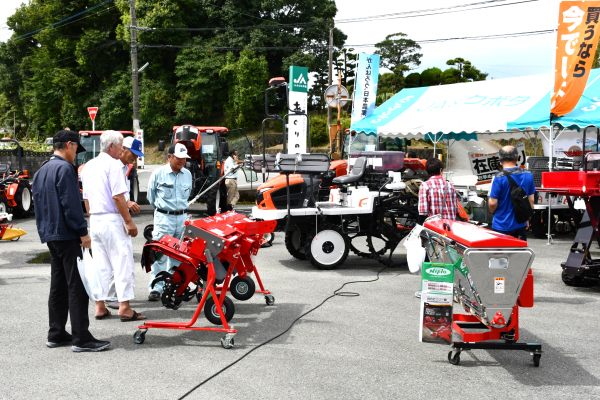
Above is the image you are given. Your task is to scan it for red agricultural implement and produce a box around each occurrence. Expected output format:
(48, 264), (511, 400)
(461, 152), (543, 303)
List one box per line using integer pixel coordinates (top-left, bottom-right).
(137, 211), (276, 348)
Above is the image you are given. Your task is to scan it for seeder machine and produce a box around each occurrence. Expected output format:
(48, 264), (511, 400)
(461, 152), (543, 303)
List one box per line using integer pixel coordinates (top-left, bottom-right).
(0, 212), (26, 241)
(138, 211), (276, 348)
(421, 219), (542, 366)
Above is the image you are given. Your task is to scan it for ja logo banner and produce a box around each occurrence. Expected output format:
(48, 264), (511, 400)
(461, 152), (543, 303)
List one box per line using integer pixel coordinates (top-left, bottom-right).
(289, 66), (308, 93)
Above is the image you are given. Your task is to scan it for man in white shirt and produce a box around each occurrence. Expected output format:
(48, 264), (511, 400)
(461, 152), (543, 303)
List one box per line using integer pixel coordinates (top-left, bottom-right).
(81, 130), (145, 322)
(104, 137), (144, 310)
(224, 149), (243, 209)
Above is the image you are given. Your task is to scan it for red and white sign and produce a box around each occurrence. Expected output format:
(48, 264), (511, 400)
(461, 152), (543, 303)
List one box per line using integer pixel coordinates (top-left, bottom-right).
(87, 107), (98, 122)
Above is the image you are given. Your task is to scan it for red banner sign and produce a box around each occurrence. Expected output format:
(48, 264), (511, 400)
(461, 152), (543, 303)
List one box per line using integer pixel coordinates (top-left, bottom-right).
(551, 1), (600, 117)
(87, 107), (98, 122)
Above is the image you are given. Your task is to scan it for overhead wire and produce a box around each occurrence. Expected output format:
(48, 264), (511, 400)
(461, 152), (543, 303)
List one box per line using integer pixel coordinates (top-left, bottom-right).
(335, 0), (540, 23)
(8, 0), (116, 42)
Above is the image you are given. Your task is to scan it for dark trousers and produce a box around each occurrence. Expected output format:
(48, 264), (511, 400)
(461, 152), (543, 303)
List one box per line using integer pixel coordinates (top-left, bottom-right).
(495, 226), (528, 242)
(47, 240), (94, 346)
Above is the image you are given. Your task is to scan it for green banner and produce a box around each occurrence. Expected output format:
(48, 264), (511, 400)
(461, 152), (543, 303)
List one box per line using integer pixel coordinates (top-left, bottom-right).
(289, 66), (308, 93)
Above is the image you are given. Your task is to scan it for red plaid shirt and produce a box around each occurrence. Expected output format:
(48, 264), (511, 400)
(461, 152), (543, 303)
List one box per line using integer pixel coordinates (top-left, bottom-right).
(418, 175), (458, 220)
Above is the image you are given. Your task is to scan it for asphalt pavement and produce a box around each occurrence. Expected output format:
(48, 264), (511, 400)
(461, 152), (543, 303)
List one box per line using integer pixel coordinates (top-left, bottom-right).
(2, 203), (600, 399)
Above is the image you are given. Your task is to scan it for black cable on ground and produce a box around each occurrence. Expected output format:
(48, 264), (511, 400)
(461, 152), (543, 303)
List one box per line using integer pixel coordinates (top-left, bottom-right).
(178, 265), (389, 399)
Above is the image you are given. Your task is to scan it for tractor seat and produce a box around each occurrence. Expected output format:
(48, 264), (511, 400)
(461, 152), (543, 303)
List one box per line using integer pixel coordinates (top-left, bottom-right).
(0, 164), (10, 175)
(332, 157), (367, 185)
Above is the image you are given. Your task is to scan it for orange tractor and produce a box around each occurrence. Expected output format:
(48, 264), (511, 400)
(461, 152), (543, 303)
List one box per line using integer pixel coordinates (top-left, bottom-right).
(0, 139), (33, 218)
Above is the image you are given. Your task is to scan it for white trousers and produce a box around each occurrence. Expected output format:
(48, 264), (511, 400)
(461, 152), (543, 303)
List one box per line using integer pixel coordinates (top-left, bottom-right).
(90, 213), (135, 302)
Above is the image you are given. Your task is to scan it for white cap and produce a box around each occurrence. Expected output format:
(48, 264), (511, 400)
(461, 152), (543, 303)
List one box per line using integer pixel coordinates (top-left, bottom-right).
(123, 136), (134, 148)
(170, 142), (191, 159)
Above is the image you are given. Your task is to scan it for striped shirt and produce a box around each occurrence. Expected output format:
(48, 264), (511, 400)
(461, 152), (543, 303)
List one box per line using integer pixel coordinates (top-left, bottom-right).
(418, 175), (458, 220)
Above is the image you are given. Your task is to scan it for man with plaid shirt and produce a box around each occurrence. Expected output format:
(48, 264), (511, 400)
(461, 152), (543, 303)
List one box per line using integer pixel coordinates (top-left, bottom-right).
(418, 158), (458, 220)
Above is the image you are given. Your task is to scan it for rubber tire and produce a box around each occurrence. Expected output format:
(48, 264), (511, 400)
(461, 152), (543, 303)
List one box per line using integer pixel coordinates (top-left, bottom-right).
(133, 330), (146, 344)
(230, 276), (256, 301)
(305, 226), (349, 270)
(207, 182), (228, 216)
(285, 231), (307, 260)
(14, 182), (32, 218)
(204, 296), (235, 325)
(448, 351), (460, 365)
(561, 270), (595, 287)
(129, 173), (139, 204)
(263, 232), (275, 245)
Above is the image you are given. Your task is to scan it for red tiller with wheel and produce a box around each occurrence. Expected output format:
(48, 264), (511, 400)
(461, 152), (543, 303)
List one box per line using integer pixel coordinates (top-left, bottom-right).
(137, 211), (276, 348)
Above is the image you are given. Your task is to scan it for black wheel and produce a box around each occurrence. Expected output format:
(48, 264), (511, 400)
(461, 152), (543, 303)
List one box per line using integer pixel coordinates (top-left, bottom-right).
(129, 174), (140, 204)
(285, 231), (307, 260)
(533, 353), (541, 367)
(204, 296), (235, 325)
(133, 330), (146, 344)
(265, 294), (275, 306)
(230, 276), (255, 301)
(448, 351), (460, 365)
(207, 182), (228, 216)
(561, 270), (595, 287)
(305, 226), (349, 270)
(14, 182), (32, 218)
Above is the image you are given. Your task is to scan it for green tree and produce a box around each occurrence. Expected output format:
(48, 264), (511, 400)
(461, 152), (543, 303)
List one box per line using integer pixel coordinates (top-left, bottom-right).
(219, 48), (269, 130)
(404, 72), (421, 88)
(421, 67), (442, 86)
(374, 32), (422, 76)
(443, 58), (488, 84)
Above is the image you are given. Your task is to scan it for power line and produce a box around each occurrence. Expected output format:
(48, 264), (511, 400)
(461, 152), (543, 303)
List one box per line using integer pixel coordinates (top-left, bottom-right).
(131, 21), (324, 32)
(8, 0), (116, 42)
(335, 0), (540, 23)
(344, 29), (555, 47)
(138, 44), (301, 51)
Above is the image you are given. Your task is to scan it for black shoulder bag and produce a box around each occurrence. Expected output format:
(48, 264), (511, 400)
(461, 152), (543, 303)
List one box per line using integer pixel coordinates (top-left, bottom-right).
(502, 170), (533, 223)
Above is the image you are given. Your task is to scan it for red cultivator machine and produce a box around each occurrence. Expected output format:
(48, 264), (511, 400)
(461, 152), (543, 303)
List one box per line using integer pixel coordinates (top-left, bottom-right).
(137, 211), (276, 348)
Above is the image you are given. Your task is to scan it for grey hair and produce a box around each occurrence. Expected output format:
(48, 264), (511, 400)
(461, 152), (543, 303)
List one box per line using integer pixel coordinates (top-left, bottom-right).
(498, 146), (518, 162)
(100, 130), (123, 152)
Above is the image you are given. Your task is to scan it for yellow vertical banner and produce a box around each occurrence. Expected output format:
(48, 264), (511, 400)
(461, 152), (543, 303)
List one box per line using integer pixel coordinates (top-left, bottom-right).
(551, 1), (600, 117)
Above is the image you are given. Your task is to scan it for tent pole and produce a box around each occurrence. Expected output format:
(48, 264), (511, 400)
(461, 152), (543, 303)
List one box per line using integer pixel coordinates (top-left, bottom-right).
(547, 125), (554, 245)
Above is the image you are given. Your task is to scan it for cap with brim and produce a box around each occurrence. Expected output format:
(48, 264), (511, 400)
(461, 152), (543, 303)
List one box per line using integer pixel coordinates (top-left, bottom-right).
(123, 137), (145, 157)
(53, 130), (86, 153)
(168, 143), (191, 159)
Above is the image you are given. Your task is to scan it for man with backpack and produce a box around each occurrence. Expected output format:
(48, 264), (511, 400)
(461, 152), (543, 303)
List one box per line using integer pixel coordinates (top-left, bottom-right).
(489, 146), (535, 241)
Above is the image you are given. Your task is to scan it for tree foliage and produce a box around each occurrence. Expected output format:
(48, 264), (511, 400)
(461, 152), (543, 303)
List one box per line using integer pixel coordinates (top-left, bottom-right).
(0, 0), (345, 139)
(374, 32), (422, 75)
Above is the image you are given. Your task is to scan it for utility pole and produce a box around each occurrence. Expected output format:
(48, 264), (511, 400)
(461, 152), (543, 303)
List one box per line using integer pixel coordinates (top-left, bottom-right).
(129, 0), (140, 132)
(327, 24), (333, 127)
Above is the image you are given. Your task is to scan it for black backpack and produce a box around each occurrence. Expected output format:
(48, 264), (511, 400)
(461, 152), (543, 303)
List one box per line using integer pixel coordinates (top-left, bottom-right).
(502, 170), (533, 223)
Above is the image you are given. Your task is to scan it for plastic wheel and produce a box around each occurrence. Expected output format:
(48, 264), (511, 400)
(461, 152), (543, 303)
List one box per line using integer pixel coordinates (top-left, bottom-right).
(448, 351), (460, 365)
(533, 353), (541, 367)
(285, 231), (307, 260)
(204, 296), (235, 325)
(221, 337), (235, 349)
(11, 236), (20, 241)
(133, 330), (146, 344)
(263, 232), (275, 245)
(305, 226), (349, 270)
(230, 276), (255, 301)
(265, 294), (275, 306)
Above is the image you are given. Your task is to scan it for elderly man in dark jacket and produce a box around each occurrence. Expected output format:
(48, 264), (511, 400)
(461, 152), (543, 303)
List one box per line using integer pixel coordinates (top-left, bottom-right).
(32, 130), (110, 352)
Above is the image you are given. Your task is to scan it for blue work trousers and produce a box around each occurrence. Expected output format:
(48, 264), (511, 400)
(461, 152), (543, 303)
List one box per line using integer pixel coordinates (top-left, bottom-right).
(149, 212), (187, 293)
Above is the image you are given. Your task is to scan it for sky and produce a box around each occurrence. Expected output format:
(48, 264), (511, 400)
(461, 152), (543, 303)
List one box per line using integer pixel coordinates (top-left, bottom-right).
(0, 0), (562, 80)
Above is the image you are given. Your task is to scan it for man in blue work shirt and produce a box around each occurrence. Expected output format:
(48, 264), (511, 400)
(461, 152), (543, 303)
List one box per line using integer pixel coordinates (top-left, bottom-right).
(489, 146), (535, 241)
(32, 130), (110, 352)
(146, 143), (192, 301)
(224, 149), (243, 210)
